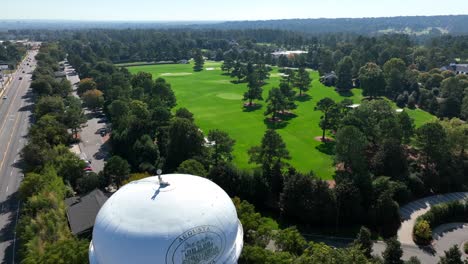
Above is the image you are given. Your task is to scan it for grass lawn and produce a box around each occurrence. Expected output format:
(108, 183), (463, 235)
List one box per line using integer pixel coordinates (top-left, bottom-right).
(127, 62), (435, 179)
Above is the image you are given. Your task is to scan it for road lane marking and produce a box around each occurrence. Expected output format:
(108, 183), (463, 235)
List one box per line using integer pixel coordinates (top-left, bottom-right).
(6, 186), (8, 192)
(0, 71), (27, 135)
(0, 112), (21, 176)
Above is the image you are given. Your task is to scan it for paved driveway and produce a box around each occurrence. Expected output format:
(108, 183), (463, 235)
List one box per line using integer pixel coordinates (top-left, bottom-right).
(65, 63), (109, 173)
(373, 192), (468, 263)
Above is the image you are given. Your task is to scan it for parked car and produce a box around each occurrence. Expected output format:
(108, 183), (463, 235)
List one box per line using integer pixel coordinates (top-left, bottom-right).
(2, 96), (7, 100)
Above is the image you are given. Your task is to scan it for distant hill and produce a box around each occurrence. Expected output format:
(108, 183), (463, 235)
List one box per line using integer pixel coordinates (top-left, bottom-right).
(1, 15), (467, 36)
(193, 15), (468, 35)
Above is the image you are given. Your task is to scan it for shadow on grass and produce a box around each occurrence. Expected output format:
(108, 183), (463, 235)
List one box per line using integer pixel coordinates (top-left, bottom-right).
(230, 79), (246, 84)
(296, 94), (311, 102)
(264, 119), (288, 129)
(315, 141), (336, 155)
(278, 112), (298, 121)
(242, 103), (263, 112)
(337, 90), (354, 97)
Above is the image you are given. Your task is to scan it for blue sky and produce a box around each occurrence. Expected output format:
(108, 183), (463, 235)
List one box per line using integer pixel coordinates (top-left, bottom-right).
(3, 0), (468, 21)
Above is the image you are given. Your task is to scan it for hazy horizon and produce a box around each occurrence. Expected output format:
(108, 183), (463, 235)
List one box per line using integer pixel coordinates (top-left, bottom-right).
(3, 0), (468, 21)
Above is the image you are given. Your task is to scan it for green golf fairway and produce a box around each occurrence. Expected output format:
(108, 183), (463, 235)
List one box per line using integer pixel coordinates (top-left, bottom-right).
(127, 61), (435, 179)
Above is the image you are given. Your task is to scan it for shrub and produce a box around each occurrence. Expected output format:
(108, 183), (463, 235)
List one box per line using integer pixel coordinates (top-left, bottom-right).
(413, 220), (432, 245)
(464, 242), (468, 254)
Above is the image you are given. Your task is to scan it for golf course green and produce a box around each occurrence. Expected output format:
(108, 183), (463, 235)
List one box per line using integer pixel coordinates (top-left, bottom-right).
(127, 61), (435, 179)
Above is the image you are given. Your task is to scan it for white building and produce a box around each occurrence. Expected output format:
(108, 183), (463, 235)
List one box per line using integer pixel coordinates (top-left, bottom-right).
(271, 50), (308, 58)
(89, 174), (244, 264)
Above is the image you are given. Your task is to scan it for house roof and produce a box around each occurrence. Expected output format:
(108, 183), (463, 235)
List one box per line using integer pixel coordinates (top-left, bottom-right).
(455, 64), (468, 72)
(66, 189), (109, 235)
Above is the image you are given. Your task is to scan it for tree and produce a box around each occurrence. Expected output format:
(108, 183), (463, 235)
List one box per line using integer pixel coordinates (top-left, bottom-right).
(359, 62), (386, 98)
(335, 178), (364, 226)
(415, 122), (449, 165)
(132, 134), (160, 171)
(398, 111), (415, 144)
(354, 226), (373, 258)
(248, 129), (290, 171)
(77, 78), (97, 95)
(35, 96), (65, 119)
(372, 191), (401, 237)
(193, 49), (204, 72)
(265, 88), (288, 121)
(295, 67), (311, 96)
(438, 96), (461, 118)
(207, 129), (236, 166)
(82, 89), (104, 111)
(231, 61), (247, 83)
(77, 172), (104, 194)
(336, 56), (354, 91)
(280, 172), (336, 225)
(38, 238), (89, 264)
(221, 53), (234, 74)
(438, 245), (465, 264)
(29, 114), (70, 146)
(315, 98), (339, 140)
(166, 118), (204, 171)
(413, 220), (432, 245)
(439, 118), (468, 157)
(244, 69), (263, 106)
(103, 156), (130, 187)
(383, 237), (403, 264)
(152, 78), (177, 109)
(335, 126), (367, 173)
(63, 96), (86, 139)
(383, 58), (407, 98)
(175, 107), (194, 122)
(31, 78), (53, 95)
(51, 145), (86, 187)
(461, 89), (468, 120)
(177, 159), (207, 177)
(274, 226), (307, 256)
(131, 71), (153, 92)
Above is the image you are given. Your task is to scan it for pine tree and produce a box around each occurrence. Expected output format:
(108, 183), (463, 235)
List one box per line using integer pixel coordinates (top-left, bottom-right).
(265, 88), (288, 121)
(295, 67), (312, 96)
(243, 66), (263, 106)
(193, 49), (204, 72)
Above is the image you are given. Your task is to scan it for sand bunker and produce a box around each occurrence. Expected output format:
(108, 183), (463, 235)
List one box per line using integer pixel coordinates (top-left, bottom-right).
(206, 67), (215, 71)
(160, 72), (193, 76)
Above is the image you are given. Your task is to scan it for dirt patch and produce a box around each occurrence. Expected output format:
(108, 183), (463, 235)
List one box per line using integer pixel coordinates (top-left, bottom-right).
(243, 102), (258, 107)
(267, 117), (283, 123)
(314, 136), (334, 142)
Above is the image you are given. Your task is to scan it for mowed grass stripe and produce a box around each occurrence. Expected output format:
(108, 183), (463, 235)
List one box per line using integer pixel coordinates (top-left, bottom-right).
(127, 62), (434, 179)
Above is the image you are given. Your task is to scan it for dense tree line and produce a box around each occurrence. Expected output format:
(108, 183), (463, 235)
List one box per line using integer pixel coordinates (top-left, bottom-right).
(18, 44), (89, 263)
(0, 41), (26, 68)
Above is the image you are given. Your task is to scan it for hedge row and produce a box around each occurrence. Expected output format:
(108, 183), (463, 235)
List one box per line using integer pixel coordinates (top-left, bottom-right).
(413, 199), (468, 245)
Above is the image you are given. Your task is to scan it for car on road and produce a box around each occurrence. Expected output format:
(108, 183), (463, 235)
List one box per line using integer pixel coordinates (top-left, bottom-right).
(2, 96), (7, 100)
(19, 77), (23, 80)
(97, 118), (107, 124)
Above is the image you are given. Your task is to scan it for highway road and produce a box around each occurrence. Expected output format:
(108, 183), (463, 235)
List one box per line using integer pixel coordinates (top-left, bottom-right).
(0, 50), (38, 263)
